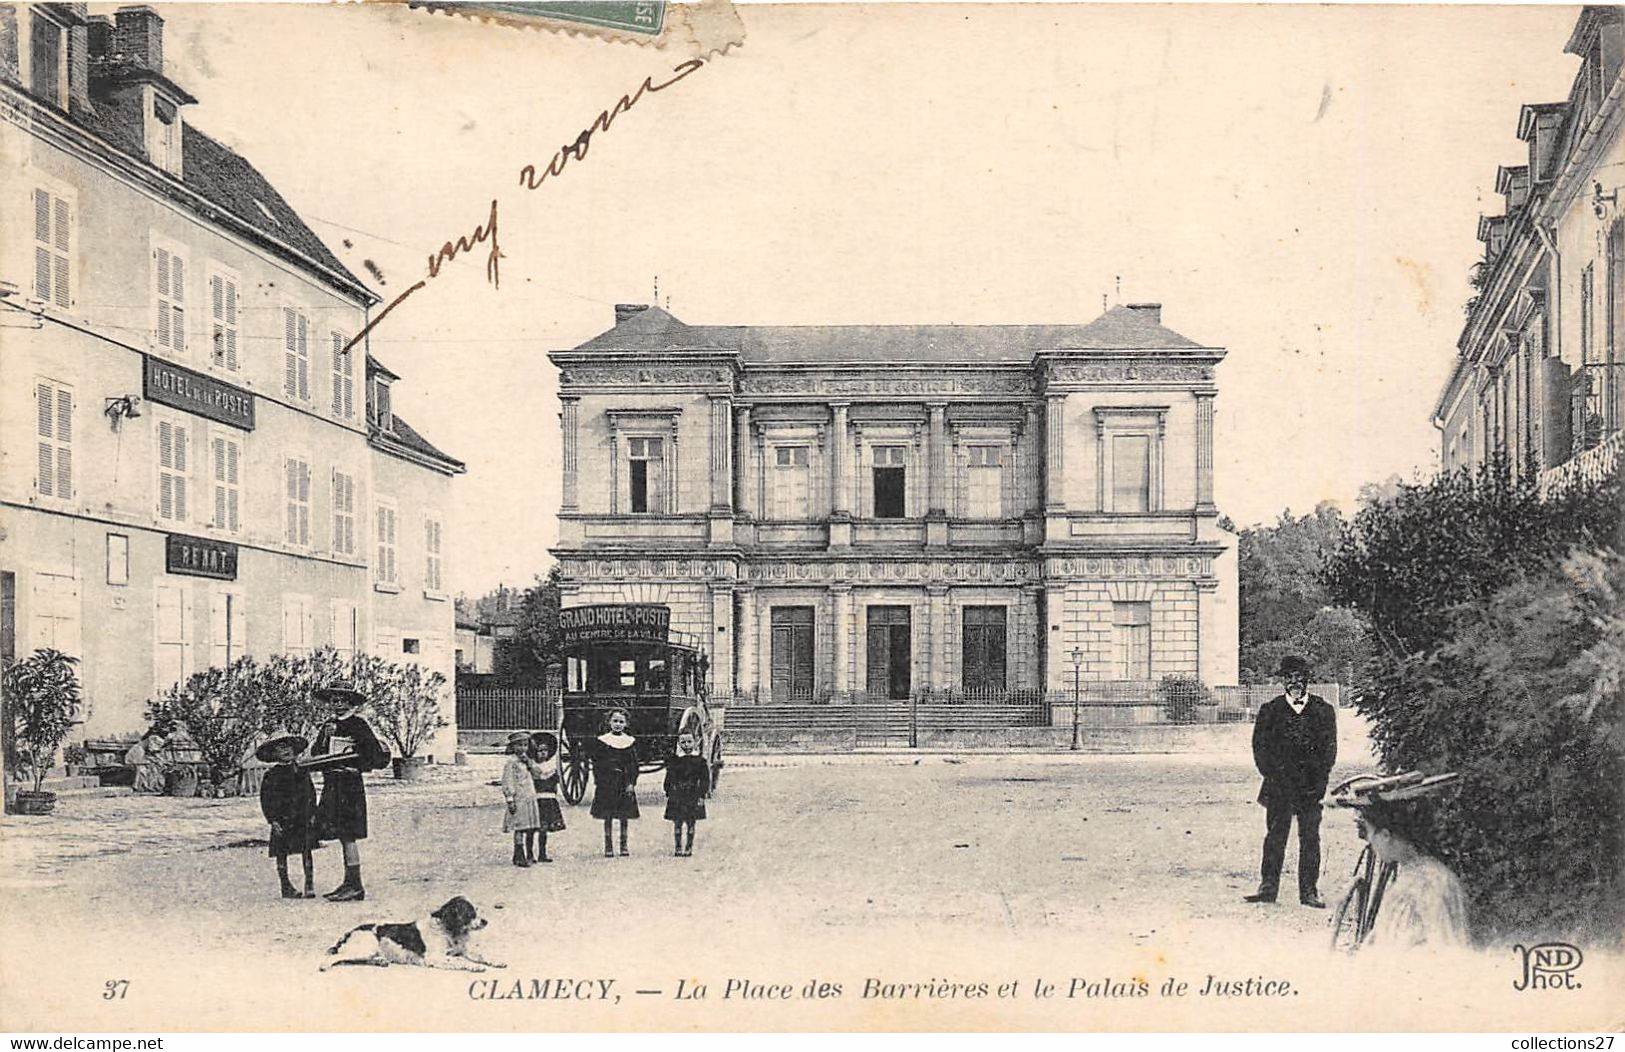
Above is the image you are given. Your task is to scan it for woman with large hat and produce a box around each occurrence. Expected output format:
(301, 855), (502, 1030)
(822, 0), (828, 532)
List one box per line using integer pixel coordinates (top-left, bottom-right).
(1329, 771), (1470, 951)
(310, 683), (390, 902)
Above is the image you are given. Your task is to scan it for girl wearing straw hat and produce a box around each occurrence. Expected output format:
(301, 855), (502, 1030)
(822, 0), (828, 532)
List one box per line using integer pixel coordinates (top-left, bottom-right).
(256, 731), (322, 899)
(501, 731), (542, 867)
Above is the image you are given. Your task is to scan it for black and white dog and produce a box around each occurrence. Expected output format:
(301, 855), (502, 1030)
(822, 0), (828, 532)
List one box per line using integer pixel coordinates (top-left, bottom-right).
(321, 896), (505, 972)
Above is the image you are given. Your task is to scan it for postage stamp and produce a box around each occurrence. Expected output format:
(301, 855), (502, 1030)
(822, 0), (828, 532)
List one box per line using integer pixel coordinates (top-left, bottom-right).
(401, 0), (745, 56)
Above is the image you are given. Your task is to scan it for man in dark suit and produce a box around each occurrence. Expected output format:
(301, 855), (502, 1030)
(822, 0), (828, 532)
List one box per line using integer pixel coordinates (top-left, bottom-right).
(1246, 655), (1337, 907)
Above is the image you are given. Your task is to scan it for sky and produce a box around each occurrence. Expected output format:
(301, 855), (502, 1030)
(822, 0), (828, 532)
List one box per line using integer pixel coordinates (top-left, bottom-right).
(146, 2), (1581, 598)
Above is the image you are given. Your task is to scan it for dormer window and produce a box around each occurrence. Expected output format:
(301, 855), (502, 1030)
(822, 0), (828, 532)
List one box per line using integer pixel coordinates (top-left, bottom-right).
(154, 97), (178, 173)
(373, 376), (393, 432)
(29, 13), (65, 108)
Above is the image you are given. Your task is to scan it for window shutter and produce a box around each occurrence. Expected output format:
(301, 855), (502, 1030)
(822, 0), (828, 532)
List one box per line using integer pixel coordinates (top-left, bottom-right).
(174, 422), (188, 519)
(35, 383), (54, 497)
(50, 198), (69, 306)
(283, 308), (298, 397)
(170, 254), (185, 350)
(155, 247), (171, 346)
(227, 440), (240, 531)
(33, 190), (51, 300)
(213, 436), (227, 527)
(297, 313), (309, 400)
(224, 281), (238, 368)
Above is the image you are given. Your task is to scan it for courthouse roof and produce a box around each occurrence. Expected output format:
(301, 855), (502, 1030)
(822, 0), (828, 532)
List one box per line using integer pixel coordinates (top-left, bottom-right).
(570, 304), (1211, 363)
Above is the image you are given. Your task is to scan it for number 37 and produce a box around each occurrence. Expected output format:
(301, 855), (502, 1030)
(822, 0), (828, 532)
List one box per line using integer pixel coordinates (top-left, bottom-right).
(102, 980), (130, 1000)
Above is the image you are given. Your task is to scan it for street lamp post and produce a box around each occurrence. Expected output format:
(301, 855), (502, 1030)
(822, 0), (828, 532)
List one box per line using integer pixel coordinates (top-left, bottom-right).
(1070, 646), (1085, 751)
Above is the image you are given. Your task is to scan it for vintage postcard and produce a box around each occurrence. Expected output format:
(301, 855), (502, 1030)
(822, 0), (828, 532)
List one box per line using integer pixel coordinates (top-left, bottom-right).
(1, 0), (1621, 1036)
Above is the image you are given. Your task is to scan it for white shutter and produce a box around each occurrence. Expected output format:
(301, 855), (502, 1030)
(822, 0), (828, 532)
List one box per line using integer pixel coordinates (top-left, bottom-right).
(30, 572), (81, 659)
(36, 382), (55, 497)
(210, 591), (230, 668)
(211, 274), (239, 370)
(33, 190), (51, 301)
(155, 246), (185, 351)
(283, 308), (298, 397)
(296, 313), (309, 400)
(158, 418), (189, 521)
(299, 460), (311, 546)
(33, 190), (70, 307)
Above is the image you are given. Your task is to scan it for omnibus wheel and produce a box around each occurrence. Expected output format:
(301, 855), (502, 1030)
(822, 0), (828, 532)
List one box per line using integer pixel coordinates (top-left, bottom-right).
(562, 741), (590, 805)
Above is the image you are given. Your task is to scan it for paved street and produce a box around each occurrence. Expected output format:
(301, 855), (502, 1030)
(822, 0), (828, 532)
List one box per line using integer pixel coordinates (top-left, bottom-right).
(2, 730), (1619, 1032)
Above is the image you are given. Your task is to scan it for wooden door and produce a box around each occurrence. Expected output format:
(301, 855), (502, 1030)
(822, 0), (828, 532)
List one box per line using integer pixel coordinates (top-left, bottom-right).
(770, 606), (815, 701)
(865, 606), (911, 700)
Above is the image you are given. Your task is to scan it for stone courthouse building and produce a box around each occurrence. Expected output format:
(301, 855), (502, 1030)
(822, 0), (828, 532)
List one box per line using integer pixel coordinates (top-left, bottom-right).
(551, 302), (1238, 703)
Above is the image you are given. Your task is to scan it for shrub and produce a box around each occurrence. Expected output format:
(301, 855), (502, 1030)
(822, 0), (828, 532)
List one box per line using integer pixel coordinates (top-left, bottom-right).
(1324, 459), (1623, 943)
(359, 655), (449, 759)
(1158, 675), (1212, 724)
(146, 659), (267, 793)
(3, 649), (82, 793)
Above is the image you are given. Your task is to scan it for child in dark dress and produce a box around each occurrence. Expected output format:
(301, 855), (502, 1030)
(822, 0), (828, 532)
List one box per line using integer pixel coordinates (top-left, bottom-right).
(256, 732), (322, 899)
(663, 732), (710, 857)
(590, 709), (640, 858)
(527, 731), (568, 863)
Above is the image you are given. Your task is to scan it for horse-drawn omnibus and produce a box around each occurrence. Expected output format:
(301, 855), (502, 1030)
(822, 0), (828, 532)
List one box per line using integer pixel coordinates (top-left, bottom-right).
(556, 603), (724, 805)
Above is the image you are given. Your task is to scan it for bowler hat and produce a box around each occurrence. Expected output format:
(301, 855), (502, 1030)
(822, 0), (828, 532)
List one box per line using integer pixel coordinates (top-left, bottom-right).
(1278, 655), (1313, 678)
(313, 683), (368, 708)
(506, 730), (532, 747)
(254, 731), (310, 764)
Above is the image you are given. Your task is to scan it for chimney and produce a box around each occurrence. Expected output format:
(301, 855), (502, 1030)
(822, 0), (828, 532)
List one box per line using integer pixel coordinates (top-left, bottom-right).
(113, 6), (162, 72)
(87, 15), (113, 62)
(614, 303), (650, 325)
(1126, 302), (1162, 325)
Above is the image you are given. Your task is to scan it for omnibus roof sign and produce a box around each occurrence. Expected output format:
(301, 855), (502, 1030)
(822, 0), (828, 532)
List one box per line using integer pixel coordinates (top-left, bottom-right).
(559, 604), (672, 648)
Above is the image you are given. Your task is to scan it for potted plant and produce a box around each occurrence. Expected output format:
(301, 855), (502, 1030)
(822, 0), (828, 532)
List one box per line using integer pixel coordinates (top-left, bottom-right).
(61, 743), (88, 777)
(4, 649), (82, 815)
(363, 660), (448, 781)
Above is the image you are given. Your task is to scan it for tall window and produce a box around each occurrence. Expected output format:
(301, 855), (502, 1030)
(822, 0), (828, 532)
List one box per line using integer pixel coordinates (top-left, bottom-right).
(210, 434), (241, 533)
(628, 436), (664, 514)
(30, 570), (80, 658)
(34, 379), (72, 500)
(283, 457), (311, 547)
(209, 590), (245, 669)
(1111, 435), (1151, 513)
(209, 271), (239, 370)
(153, 244), (186, 353)
(331, 470), (357, 557)
(157, 417), (192, 523)
(331, 332), (355, 419)
(283, 307), (310, 402)
(375, 502), (398, 585)
(424, 515), (443, 591)
(772, 445), (810, 519)
(331, 600), (359, 661)
(770, 606), (816, 701)
(1579, 263), (1602, 451)
(32, 188), (70, 307)
(281, 594), (314, 657)
(872, 445), (906, 518)
(154, 582), (194, 689)
(965, 445), (1003, 519)
(1112, 602), (1152, 680)
(961, 606), (1007, 694)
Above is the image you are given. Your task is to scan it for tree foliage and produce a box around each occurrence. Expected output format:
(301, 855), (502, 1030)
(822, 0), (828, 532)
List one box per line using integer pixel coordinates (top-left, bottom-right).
(493, 567), (563, 683)
(1237, 502), (1372, 685)
(1324, 460), (1624, 942)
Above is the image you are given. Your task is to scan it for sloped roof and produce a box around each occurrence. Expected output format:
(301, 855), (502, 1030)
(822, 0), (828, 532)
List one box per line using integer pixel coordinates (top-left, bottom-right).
(569, 304), (1210, 363)
(77, 104), (367, 298)
(383, 414), (465, 473)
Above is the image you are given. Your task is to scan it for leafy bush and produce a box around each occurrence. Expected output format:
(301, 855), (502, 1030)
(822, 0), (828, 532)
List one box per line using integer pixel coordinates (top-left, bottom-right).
(145, 648), (447, 789)
(1324, 460), (1623, 942)
(3, 649), (82, 792)
(353, 654), (448, 759)
(1158, 675), (1213, 724)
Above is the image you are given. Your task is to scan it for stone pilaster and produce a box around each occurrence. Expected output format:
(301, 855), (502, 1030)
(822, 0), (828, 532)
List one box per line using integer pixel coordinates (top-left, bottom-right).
(831, 585), (851, 694)
(734, 406), (754, 517)
(830, 403), (852, 547)
(1045, 394), (1066, 510)
(736, 587), (758, 696)
(927, 585), (949, 690)
(709, 585), (733, 695)
(559, 396), (580, 510)
(1195, 392), (1216, 512)
(709, 395), (733, 512)
(927, 402), (949, 547)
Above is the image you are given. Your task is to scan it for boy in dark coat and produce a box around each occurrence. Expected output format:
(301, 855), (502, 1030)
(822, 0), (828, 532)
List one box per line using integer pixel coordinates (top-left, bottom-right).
(663, 732), (710, 857)
(311, 684), (390, 902)
(257, 732), (321, 899)
(1246, 655), (1338, 907)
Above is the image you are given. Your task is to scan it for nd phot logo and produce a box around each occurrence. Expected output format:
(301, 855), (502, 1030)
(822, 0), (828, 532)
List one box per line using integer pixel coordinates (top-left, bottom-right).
(1512, 942), (1583, 990)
